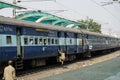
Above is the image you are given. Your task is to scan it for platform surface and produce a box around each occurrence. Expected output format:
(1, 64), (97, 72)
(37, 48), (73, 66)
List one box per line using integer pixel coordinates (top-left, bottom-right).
(39, 56), (120, 80)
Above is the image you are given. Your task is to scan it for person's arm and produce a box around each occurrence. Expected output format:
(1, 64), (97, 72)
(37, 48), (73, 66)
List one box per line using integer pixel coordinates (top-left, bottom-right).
(12, 69), (17, 80)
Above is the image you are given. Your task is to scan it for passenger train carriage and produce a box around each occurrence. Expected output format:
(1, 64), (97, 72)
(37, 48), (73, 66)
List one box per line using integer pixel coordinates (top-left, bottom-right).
(0, 16), (120, 73)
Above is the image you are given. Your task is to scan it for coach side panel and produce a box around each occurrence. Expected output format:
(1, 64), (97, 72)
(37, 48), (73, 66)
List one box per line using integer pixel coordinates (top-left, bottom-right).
(20, 27), (59, 59)
(0, 24), (17, 61)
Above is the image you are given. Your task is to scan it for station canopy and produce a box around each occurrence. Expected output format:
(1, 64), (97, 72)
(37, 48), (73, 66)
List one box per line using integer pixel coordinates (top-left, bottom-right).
(0, 0), (26, 9)
(15, 11), (84, 28)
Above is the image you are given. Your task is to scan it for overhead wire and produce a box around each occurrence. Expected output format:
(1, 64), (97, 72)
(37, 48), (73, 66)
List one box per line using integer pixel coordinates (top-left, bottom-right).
(53, 0), (86, 33)
(16, 0), (120, 27)
(17, 0), (68, 17)
(90, 0), (120, 36)
(112, 1), (120, 13)
(53, 0), (85, 20)
(17, 0), (56, 2)
(16, 0), (57, 19)
(90, 0), (120, 23)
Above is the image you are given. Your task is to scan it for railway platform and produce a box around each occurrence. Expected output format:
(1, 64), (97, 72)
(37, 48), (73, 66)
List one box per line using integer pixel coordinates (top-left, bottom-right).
(40, 55), (120, 80)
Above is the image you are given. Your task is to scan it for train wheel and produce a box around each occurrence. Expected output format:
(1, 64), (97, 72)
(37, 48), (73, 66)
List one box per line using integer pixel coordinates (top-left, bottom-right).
(84, 51), (91, 58)
(88, 51), (91, 58)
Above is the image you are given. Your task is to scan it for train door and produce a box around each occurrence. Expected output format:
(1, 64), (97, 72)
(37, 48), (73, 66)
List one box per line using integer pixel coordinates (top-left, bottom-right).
(64, 32), (67, 53)
(16, 28), (24, 69)
(82, 34), (91, 57)
(82, 35), (85, 52)
(74, 33), (77, 53)
(82, 34), (88, 52)
(16, 28), (22, 57)
(58, 32), (67, 53)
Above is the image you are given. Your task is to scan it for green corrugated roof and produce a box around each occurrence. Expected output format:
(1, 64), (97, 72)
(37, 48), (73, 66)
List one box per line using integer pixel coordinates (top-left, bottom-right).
(0, 0), (26, 9)
(15, 11), (83, 28)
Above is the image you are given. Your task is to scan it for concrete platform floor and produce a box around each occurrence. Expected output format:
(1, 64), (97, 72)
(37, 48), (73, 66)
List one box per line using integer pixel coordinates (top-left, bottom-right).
(40, 56), (120, 80)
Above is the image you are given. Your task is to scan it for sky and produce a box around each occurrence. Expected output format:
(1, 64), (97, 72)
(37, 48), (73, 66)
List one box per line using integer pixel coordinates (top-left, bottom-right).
(0, 0), (120, 37)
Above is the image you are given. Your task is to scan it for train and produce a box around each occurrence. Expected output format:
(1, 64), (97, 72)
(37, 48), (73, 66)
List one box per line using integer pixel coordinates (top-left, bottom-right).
(0, 16), (120, 73)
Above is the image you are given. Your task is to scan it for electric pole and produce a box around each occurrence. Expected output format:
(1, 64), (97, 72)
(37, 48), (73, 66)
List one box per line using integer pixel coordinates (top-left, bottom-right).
(13, 0), (16, 17)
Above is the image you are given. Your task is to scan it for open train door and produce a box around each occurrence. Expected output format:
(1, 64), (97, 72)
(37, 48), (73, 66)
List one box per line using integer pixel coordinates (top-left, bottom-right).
(82, 34), (91, 58)
(16, 28), (23, 69)
(16, 28), (22, 57)
(64, 32), (67, 53)
(74, 33), (77, 53)
(58, 32), (67, 53)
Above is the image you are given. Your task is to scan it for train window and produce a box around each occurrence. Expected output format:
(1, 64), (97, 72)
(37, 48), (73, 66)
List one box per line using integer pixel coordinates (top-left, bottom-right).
(6, 36), (12, 44)
(24, 37), (28, 45)
(79, 39), (83, 45)
(52, 39), (54, 44)
(44, 38), (47, 45)
(70, 39), (72, 44)
(48, 38), (50, 44)
(29, 38), (34, 44)
(88, 39), (92, 44)
(35, 38), (38, 44)
(55, 39), (58, 44)
(39, 38), (43, 45)
(85, 39), (89, 45)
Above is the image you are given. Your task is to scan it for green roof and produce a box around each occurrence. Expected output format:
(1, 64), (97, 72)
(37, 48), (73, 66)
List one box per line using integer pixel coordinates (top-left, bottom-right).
(15, 11), (82, 28)
(0, 0), (26, 9)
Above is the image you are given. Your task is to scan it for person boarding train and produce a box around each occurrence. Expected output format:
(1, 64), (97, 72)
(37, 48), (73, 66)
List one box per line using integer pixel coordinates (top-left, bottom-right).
(58, 49), (65, 65)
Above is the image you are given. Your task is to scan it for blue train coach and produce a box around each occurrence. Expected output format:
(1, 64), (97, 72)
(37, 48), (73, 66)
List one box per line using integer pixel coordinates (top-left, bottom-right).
(0, 16), (84, 72)
(0, 16), (120, 73)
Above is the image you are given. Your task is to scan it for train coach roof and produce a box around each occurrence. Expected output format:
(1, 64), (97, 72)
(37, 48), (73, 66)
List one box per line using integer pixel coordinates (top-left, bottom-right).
(0, 16), (82, 34)
(81, 29), (108, 37)
(82, 29), (118, 38)
(0, 16), (119, 39)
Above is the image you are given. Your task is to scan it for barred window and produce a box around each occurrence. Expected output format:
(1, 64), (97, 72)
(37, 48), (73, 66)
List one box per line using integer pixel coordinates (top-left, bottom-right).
(29, 38), (34, 44)
(39, 38), (43, 44)
(35, 38), (38, 44)
(52, 39), (54, 44)
(6, 36), (12, 44)
(55, 39), (58, 44)
(70, 39), (72, 44)
(48, 38), (50, 44)
(44, 38), (47, 45)
(24, 37), (28, 45)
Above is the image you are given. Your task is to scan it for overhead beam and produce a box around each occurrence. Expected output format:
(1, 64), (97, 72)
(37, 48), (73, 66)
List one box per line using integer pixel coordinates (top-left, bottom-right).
(0, 0), (26, 9)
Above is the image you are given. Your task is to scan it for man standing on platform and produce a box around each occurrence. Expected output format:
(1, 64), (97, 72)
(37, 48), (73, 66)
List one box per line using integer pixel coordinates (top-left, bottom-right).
(2, 60), (17, 80)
